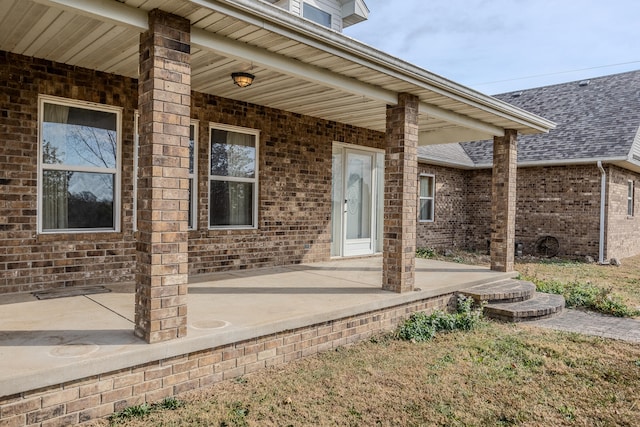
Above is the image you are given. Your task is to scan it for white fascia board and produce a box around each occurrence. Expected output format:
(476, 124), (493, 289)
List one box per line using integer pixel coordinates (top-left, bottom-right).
(517, 156), (628, 168)
(470, 156), (631, 170)
(419, 155), (635, 171)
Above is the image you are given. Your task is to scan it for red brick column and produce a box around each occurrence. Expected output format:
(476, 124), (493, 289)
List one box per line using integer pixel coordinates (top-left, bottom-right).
(135, 9), (191, 343)
(383, 93), (419, 292)
(490, 129), (518, 272)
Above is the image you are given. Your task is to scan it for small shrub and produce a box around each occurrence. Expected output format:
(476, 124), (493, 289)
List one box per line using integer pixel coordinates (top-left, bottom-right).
(416, 247), (437, 259)
(397, 296), (483, 342)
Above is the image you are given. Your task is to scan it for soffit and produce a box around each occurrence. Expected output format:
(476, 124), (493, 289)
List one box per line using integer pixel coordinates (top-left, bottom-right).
(1, 0), (554, 143)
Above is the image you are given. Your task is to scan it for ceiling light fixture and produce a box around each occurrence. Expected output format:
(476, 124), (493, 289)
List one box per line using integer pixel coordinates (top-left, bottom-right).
(231, 72), (255, 88)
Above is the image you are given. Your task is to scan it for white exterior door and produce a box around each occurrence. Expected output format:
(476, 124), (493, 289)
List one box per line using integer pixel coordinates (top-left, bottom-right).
(331, 144), (383, 257)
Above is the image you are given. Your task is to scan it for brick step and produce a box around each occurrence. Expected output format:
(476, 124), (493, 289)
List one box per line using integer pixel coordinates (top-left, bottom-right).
(483, 292), (565, 322)
(459, 279), (536, 304)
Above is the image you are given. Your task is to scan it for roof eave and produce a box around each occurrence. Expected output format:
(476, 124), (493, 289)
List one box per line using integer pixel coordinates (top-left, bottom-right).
(208, 0), (555, 134)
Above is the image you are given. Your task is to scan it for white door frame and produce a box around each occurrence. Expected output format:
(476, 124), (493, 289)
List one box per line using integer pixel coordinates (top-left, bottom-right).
(331, 142), (383, 257)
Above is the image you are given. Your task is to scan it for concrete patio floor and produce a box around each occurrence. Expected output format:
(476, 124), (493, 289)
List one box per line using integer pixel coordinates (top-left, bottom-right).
(0, 257), (515, 397)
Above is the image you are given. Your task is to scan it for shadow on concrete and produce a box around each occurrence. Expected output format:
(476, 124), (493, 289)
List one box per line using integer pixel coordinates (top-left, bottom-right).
(189, 286), (385, 295)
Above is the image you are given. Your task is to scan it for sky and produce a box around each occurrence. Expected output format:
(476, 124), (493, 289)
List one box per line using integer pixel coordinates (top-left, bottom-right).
(343, 0), (640, 95)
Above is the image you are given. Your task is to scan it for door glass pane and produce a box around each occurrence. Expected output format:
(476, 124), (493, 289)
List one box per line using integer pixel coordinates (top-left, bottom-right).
(331, 147), (343, 257)
(345, 152), (372, 240)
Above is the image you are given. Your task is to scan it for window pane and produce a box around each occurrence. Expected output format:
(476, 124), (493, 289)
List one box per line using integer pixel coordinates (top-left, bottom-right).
(420, 199), (433, 221)
(210, 129), (255, 178)
(303, 3), (331, 27)
(42, 103), (117, 168)
(42, 171), (114, 230)
(210, 180), (254, 226)
(420, 176), (433, 197)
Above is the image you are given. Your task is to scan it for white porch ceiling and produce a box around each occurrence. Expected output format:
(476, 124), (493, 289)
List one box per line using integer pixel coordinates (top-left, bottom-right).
(0, 0), (555, 144)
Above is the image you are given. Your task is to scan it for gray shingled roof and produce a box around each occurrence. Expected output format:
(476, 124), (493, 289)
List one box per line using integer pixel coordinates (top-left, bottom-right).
(421, 70), (640, 166)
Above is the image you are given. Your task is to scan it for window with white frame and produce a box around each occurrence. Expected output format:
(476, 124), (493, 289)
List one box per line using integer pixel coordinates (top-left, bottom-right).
(39, 96), (120, 232)
(302, 2), (331, 27)
(419, 175), (435, 222)
(209, 124), (259, 228)
(133, 119), (197, 230)
(628, 180), (635, 216)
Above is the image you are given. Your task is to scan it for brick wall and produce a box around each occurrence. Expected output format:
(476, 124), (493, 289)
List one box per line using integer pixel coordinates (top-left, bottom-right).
(515, 165), (601, 258)
(0, 52), (138, 294)
(606, 165), (640, 260)
(464, 169), (492, 252)
(416, 164), (468, 250)
(0, 294), (455, 426)
(0, 51), (384, 294)
(418, 163), (606, 259)
(188, 93), (384, 276)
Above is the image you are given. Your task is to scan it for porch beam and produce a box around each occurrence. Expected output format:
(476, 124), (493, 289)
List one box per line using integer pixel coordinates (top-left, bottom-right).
(383, 93), (419, 293)
(490, 129), (518, 272)
(418, 104), (505, 138)
(419, 127), (496, 146)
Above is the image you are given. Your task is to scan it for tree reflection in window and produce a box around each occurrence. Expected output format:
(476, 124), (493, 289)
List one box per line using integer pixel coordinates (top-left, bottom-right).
(41, 101), (117, 231)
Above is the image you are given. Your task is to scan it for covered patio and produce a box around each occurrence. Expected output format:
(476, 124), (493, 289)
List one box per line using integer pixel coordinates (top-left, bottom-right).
(0, 257), (514, 399)
(0, 1), (553, 423)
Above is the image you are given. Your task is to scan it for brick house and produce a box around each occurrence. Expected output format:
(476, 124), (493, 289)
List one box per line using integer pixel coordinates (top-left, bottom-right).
(417, 71), (640, 262)
(0, 0), (555, 345)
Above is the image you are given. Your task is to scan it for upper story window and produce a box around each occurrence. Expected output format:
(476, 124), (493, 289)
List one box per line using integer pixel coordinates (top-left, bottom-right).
(419, 175), (435, 222)
(628, 180), (635, 217)
(303, 2), (332, 28)
(39, 96), (121, 233)
(209, 124), (259, 229)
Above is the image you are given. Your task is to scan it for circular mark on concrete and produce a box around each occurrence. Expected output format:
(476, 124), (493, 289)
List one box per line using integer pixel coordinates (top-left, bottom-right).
(190, 319), (230, 330)
(49, 342), (99, 358)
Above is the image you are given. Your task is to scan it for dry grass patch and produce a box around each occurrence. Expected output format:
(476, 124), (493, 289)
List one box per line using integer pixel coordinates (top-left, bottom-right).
(100, 323), (640, 427)
(517, 254), (640, 311)
(419, 248), (640, 314)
